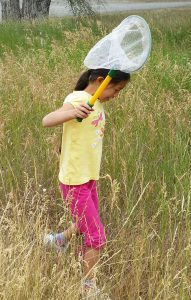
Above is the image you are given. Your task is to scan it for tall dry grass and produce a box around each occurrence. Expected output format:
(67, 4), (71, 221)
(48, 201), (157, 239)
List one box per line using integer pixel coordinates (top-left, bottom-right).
(0, 9), (191, 299)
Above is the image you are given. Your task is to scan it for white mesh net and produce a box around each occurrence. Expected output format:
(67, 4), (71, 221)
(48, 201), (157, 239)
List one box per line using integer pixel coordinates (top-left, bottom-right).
(84, 15), (151, 73)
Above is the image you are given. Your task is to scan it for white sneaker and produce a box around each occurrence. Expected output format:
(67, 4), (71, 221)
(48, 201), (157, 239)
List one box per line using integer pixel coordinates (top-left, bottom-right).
(81, 279), (111, 300)
(43, 232), (69, 253)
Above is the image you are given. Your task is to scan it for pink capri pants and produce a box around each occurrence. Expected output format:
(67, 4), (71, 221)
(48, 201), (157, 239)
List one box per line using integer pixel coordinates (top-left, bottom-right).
(60, 180), (106, 250)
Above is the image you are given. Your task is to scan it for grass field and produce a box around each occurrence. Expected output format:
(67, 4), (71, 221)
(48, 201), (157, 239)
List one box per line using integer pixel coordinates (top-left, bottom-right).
(0, 9), (191, 300)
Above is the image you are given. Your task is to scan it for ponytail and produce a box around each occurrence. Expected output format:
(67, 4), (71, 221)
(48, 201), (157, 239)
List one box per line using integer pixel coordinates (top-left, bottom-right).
(74, 68), (130, 91)
(74, 70), (91, 91)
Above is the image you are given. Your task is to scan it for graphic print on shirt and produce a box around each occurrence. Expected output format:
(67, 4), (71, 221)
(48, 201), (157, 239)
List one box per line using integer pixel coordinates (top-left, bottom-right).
(91, 112), (105, 149)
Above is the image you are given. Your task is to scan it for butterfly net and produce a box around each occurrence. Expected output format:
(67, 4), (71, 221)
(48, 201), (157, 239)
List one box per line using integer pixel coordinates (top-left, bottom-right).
(84, 15), (151, 73)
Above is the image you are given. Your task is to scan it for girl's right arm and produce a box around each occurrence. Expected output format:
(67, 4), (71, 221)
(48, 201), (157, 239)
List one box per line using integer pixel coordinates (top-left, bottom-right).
(42, 103), (93, 127)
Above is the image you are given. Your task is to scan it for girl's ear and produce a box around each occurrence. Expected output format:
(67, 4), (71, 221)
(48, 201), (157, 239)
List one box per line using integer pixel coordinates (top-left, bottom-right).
(96, 76), (105, 85)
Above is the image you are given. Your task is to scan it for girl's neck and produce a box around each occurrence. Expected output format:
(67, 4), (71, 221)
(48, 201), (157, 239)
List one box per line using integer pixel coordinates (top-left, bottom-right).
(84, 83), (98, 96)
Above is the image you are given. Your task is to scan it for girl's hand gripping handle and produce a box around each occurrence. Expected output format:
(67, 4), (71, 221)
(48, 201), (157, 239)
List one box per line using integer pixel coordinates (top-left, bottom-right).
(76, 102), (94, 122)
(76, 70), (116, 122)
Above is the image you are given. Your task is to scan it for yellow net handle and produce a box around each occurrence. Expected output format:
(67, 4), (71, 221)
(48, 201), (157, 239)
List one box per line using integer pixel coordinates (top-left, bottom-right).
(88, 70), (117, 107)
(88, 74), (112, 106)
(76, 70), (116, 122)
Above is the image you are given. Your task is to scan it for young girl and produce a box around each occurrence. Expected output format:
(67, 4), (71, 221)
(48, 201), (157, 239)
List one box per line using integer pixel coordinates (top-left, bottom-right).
(43, 68), (130, 298)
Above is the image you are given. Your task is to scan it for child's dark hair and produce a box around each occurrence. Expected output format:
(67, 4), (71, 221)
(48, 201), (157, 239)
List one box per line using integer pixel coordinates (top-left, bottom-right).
(74, 69), (130, 91)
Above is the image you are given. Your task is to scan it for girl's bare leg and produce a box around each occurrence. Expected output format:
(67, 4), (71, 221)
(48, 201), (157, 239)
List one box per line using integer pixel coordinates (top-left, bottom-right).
(63, 222), (79, 241)
(64, 225), (101, 277)
(64, 226), (101, 280)
(83, 247), (101, 279)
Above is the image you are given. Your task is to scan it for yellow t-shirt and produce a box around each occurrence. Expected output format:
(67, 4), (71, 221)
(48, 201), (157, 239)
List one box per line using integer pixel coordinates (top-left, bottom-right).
(59, 91), (105, 185)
